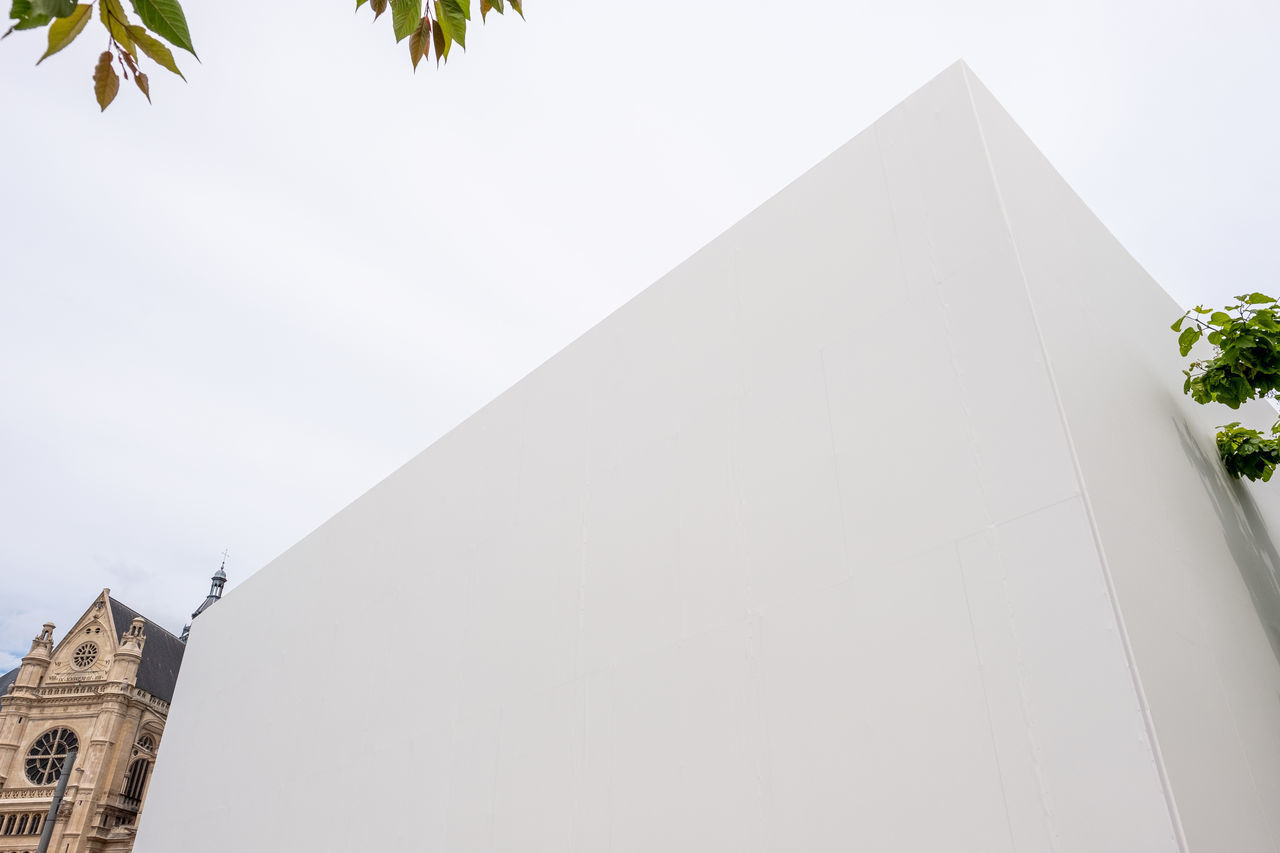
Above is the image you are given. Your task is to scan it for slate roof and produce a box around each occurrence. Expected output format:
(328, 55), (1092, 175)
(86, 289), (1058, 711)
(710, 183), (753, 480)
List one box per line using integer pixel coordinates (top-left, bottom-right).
(0, 666), (17, 712)
(109, 598), (186, 704)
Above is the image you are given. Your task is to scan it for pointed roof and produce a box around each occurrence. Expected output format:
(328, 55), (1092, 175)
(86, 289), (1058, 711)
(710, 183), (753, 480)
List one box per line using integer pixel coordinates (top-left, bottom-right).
(0, 593), (187, 710)
(109, 597), (186, 703)
(191, 561), (227, 622)
(0, 666), (18, 712)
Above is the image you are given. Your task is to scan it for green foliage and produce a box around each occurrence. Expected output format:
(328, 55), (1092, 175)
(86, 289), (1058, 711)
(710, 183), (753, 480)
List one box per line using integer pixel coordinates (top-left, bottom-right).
(6, 0), (519, 109)
(128, 0), (193, 57)
(8, 0), (54, 32)
(358, 0), (518, 70)
(1215, 422), (1280, 482)
(390, 0), (421, 43)
(6, 0), (189, 110)
(37, 3), (89, 64)
(1174, 293), (1280, 482)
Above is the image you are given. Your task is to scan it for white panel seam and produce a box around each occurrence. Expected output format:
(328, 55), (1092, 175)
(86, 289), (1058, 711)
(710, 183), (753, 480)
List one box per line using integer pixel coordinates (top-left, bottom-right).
(954, 539), (1021, 853)
(960, 64), (1190, 853)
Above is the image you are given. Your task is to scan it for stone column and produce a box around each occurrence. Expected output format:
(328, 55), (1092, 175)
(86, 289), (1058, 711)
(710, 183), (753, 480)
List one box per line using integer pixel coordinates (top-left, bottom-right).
(0, 623), (55, 785)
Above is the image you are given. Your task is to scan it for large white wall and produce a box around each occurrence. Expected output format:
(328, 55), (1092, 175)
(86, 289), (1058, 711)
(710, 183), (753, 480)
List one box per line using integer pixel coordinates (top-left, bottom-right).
(966, 75), (1280, 850)
(135, 63), (1280, 852)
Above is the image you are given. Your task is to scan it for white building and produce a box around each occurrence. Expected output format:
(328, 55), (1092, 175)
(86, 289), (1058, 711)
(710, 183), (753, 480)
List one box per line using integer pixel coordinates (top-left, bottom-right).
(135, 63), (1280, 852)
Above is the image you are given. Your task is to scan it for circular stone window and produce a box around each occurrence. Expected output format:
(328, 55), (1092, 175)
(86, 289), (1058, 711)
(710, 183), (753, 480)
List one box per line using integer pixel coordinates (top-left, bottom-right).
(25, 728), (78, 785)
(71, 642), (98, 670)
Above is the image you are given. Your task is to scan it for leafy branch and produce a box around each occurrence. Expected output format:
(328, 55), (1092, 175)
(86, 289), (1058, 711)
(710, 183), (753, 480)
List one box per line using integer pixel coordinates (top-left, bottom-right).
(6, 0), (194, 109)
(5, 0), (521, 110)
(359, 0), (521, 72)
(1172, 292), (1280, 481)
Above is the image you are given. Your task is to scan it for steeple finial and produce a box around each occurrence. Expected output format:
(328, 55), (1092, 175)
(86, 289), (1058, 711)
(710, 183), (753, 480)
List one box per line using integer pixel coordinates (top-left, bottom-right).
(181, 554), (229, 643)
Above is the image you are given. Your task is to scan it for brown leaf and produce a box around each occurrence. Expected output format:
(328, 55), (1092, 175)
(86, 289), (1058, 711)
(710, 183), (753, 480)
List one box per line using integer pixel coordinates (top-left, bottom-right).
(93, 51), (120, 111)
(431, 6), (447, 64)
(408, 14), (430, 71)
(480, 0), (490, 21)
(134, 69), (150, 102)
(369, 0), (387, 18)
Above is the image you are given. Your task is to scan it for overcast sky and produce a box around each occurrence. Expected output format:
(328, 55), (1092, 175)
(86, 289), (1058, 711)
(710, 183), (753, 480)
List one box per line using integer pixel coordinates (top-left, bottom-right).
(1, 0), (1277, 672)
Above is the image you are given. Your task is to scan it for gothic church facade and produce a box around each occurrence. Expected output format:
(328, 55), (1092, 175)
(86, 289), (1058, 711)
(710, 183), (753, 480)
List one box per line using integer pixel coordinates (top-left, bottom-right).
(0, 570), (222, 853)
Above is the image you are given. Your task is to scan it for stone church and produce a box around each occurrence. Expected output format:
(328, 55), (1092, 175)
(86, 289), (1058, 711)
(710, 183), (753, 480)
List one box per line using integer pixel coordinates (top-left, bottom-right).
(0, 568), (224, 853)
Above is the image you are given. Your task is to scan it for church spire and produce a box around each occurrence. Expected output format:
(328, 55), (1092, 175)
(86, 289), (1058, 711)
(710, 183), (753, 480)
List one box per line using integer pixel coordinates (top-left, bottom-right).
(180, 556), (228, 643)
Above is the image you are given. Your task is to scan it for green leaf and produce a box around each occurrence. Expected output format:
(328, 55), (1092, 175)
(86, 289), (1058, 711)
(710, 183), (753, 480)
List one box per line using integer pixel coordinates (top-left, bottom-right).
(128, 0), (194, 57)
(1208, 330), (1224, 346)
(1247, 292), (1277, 304)
(10, 0), (52, 29)
(1253, 311), (1280, 331)
(37, 2), (90, 63)
(1210, 311), (1231, 325)
(480, 0), (503, 21)
(30, 0), (73, 16)
(93, 50), (119, 110)
(389, 0), (419, 41)
(408, 13), (429, 68)
(439, 0), (466, 46)
(99, 0), (134, 55)
(508, 0), (521, 17)
(454, 0), (470, 18)
(127, 24), (183, 78)
(1171, 316), (1185, 332)
(355, 0), (367, 7)
(1179, 327), (1201, 357)
(431, 0), (448, 61)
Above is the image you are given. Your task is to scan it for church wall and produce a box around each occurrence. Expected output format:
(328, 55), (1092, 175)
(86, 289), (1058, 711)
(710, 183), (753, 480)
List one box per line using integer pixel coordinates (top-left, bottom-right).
(0, 596), (174, 853)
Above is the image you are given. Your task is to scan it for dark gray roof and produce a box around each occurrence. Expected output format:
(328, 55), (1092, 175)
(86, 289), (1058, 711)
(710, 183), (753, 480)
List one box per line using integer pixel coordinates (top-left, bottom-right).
(109, 598), (186, 703)
(0, 666), (17, 712)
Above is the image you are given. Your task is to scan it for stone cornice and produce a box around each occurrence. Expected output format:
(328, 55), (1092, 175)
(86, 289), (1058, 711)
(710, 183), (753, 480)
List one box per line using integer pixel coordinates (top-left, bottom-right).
(1, 683), (170, 715)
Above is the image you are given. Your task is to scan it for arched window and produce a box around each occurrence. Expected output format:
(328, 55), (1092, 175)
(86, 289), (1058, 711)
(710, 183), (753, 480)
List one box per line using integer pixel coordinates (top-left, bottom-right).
(123, 758), (151, 804)
(136, 734), (155, 752)
(24, 728), (78, 785)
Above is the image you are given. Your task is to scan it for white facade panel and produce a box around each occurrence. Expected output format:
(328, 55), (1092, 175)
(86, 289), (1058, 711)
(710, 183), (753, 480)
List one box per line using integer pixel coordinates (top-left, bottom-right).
(966, 71), (1280, 851)
(134, 63), (1276, 852)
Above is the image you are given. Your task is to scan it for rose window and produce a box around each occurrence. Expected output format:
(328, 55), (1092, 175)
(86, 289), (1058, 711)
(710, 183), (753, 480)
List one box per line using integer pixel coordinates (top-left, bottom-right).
(71, 642), (98, 669)
(25, 728), (79, 786)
